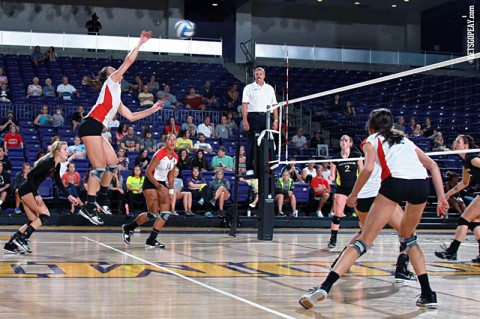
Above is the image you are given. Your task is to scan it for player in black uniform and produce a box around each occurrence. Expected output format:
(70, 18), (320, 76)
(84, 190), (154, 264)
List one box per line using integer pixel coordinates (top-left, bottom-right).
(434, 134), (480, 262)
(3, 141), (79, 254)
(327, 135), (363, 248)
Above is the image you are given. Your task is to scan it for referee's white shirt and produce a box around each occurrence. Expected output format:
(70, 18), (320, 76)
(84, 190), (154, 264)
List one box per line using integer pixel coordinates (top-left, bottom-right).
(242, 81), (277, 113)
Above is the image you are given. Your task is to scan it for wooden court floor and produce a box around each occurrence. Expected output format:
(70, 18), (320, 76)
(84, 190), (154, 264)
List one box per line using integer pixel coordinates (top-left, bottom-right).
(0, 226), (479, 319)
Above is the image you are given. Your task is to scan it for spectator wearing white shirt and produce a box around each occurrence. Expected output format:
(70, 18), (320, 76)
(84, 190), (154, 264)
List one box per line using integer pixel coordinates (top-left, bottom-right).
(56, 76), (79, 100)
(197, 116), (216, 138)
(193, 133), (213, 153)
(291, 128), (308, 149)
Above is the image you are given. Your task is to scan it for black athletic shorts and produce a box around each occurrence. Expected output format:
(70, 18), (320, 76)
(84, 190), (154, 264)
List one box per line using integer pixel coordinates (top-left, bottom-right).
(78, 117), (103, 138)
(335, 185), (354, 196)
(379, 176), (429, 205)
(17, 179), (33, 198)
(142, 177), (167, 190)
(356, 197), (375, 213)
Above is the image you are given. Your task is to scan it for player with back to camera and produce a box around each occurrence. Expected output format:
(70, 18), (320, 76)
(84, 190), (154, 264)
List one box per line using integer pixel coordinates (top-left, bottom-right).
(434, 134), (480, 263)
(327, 135), (363, 248)
(121, 134), (178, 248)
(77, 31), (163, 226)
(299, 108), (449, 310)
(4, 141), (79, 254)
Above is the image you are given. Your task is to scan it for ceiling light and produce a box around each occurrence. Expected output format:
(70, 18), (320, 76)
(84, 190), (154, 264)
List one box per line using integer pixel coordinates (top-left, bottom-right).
(392, 4), (397, 8)
(354, 1), (360, 5)
(462, 15), (468, 18)
(212, 2), (218, 6)
(404, 0), (409, 2)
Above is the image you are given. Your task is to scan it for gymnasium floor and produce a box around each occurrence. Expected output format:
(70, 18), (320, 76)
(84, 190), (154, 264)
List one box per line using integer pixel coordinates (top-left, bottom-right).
(0, 227), (478, 318)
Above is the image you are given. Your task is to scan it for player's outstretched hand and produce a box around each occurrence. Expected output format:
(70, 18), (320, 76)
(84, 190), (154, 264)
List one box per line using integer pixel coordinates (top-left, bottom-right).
(139, 31), (152, 44)
(151, 101), (164, 112)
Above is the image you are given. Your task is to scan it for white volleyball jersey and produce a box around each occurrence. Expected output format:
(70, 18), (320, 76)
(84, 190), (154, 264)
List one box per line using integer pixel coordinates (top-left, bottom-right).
(357, 138), (381, 199)
(366, 133), (427, 180)
(153, 148), (178, 182)
(87, 77), (122, 128)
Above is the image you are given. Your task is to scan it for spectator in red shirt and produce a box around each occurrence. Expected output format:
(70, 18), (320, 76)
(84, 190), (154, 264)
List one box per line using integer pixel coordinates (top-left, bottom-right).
(62, 162), (84, 213)
(3, 125), (24, 153)
(310, 166), (331, 218)
(164, 116), (180, 137)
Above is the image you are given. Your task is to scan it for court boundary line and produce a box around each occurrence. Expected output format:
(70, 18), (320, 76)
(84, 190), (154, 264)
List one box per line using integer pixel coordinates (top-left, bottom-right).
(82, 236), (297, 319)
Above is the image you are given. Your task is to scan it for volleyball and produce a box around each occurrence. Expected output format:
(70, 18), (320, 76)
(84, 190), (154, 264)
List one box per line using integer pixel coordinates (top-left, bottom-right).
(175, 20), (196, 39)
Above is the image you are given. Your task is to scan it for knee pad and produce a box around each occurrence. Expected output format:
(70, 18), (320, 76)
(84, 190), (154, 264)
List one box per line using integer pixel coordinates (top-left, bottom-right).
(332, 215), (341, 225)
(146, 212), (158, 222)
(469, 222), (480, 232)
(458, 217), (470, 227)
(39, 214), (50, 226)
(349, 239), (368, 257)
(159, 211), (170, 221)
(90, 167), (106, 181)
(399, 235), (418, 253)
(106, 164), (119, 174)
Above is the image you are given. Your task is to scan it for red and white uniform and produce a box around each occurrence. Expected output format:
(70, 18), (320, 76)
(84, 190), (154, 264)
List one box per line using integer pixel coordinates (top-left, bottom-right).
(152, 148), (178, 182)
(358, 138), (381, 199)
(366, 133), (427, 181)
(86, 77), (122, 128)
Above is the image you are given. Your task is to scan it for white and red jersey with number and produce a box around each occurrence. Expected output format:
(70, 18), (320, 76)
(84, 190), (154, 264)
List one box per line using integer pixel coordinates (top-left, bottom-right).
(366, 133), (427, 181)
(86, 77), (122, 128)
(357, 137), (381, 199)
(153, 148), (178, 182)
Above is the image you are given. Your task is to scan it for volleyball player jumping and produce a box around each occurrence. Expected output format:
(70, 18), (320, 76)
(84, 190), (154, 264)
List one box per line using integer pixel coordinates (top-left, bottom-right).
(78, 31), (163, 225)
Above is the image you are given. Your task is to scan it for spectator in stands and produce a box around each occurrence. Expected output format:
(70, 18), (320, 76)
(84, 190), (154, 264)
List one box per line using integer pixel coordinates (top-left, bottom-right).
(0, 68), (7, 85)
(194, 133), (213, 153)
(0, 83), (11, 103)
(209, 170), (230, 216)
(31, 46), (45, 66)
(67, 136), (86, 160)
(181, 115), (197, 137)
(47, 136), (61, 153)
(140, 130), (157, 152)
(311, 166), (331, 217)
(13, 162), (30, 215)
(393, 116), (406, 133)
(176, 129), (194, 152)
(344, 100), (356, 116)
(444, 171), (467, 215)
(156, 133), (166, 149)
(431, 131), (449, 151)
(330, 94), (341, 114)
(164, 116), (180, 137)
(191, 149), (210, 172)
(134, 149), (151, 170)
(281, 157), (303, 182)
(291, 128), (308, 149)
(3, 125), (24, 153)
(62, 162), (84, 213)
(0, 110), (20, 136)
(184, 87), (206, 110)
(120, 125), (141, 152)
(43, 78), (56, 97)
(27, 77), (42, 97)
(115, 122), (128, 145)
(310, 129), (325, 150)
(138, 84), (154, 107)
(275, 171), (298, 217)
(125, 165), (145, 213)
(132, 75), (144, 93)
(116, 149), (129, 171)
(197, 116), (215, 138)
(0, 162), (11, 212)
(71, 106), (85, 132)
(107, 114), (120, 132)
(44, 46), (57, 63)
(302, 160), (316, 183)
(226, 111), (238, 132)
(212, 146), (234, 171)
(227, 84), (240, 107)
(422, 117), (435, 138)
(405, 117), (416, 136)
(0, 147), (12, 173)
(156, 84), (179, 109)
(411, 123), (423, 137)
(216, 115), (232, 139)
(176, 148), (191, 174)
(33, 105), (53, 127)
(172, 167), (193, 216)
(201, 81), (218, 108)
(187, 166), (214, 216)
(120, 78), (133, 92)
(56, 76), (79, 100)
(85, 12), (102, 34)
(108, 168), (125, 214)
(102, 127), (112, 143)
(147, 74), (160, 94)
(52, 106), (65, 130)
(234, 145), (247, 174)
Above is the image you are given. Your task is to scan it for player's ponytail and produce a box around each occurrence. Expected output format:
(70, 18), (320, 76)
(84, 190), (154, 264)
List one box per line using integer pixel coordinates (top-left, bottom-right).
(367, 108), (403, 146)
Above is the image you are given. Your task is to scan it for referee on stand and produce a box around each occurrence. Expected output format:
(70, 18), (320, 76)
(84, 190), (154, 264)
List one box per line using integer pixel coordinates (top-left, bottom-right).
(242, 67), (279, 174)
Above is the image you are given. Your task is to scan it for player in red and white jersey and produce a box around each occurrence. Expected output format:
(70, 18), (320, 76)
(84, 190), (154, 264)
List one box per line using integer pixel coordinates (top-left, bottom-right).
(77, 31), (163, 226)
(300, 108), (449, 310)
(122, 134), (178, 248)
